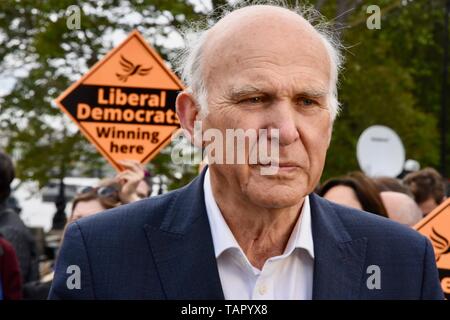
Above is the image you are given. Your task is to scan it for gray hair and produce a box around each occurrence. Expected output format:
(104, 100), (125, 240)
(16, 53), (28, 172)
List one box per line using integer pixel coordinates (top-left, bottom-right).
(174, 0), (344, 120)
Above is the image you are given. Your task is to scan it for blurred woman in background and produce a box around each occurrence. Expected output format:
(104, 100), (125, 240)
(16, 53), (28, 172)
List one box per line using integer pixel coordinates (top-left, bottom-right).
(318, 171), (388, 218)
(69, 180), (122, 223)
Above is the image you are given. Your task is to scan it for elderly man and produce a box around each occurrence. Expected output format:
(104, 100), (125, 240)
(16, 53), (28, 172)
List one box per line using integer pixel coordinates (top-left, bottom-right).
(49, 3), (443, 299)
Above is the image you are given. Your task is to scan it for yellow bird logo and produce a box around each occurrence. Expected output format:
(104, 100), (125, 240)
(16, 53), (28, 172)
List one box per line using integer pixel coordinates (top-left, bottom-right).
(430, 227), (450, 262)
(116, 55), (152, 82)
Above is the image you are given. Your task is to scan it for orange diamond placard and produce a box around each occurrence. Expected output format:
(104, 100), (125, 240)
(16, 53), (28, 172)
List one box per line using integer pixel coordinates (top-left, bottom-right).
(55, 30), (183, 171)
(415, 198), (450, 298)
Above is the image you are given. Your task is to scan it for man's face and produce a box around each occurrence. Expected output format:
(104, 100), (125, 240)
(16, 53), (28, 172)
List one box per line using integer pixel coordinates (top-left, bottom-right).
(199, 9), (333, 208)
(419, 197), (439, 217)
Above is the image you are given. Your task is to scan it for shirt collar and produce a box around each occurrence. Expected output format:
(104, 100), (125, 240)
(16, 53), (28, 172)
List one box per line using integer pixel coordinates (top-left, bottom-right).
(203, 168), (314, 260)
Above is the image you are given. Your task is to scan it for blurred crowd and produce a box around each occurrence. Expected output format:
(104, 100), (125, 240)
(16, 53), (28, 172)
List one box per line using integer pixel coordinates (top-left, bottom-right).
(0, 149), (448, 299)
(317, 168), (448, 225)
(0, 151), (152, 299)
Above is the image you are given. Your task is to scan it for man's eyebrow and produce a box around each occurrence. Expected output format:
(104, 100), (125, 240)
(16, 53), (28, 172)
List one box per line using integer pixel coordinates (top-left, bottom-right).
(227, 85), (330, 99)
(227, 85), (266, 98)
(296, 87), (329, 98)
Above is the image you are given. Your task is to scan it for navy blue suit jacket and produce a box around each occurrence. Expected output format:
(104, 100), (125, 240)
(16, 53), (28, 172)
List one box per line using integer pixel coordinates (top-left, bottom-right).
(49, 170), (444, 299)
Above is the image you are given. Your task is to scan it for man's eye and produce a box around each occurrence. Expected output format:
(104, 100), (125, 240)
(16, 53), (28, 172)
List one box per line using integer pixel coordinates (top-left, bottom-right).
(241, 96), (264, 104)
(299, 97), (316, 106)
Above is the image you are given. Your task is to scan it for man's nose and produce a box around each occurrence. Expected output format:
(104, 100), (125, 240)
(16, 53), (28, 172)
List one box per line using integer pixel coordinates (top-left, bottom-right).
(267, 100), (300, 146)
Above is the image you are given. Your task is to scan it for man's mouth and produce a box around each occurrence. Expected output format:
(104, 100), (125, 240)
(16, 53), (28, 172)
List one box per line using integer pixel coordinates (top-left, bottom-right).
(256, 161), (301, 171)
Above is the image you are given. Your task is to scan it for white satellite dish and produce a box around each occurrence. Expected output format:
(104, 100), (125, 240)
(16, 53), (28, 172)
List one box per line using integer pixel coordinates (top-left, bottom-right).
(356, 125), (405, 177)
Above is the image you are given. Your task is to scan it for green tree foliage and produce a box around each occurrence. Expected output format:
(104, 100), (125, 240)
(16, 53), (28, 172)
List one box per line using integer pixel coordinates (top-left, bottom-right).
(317, 0), (447, 181)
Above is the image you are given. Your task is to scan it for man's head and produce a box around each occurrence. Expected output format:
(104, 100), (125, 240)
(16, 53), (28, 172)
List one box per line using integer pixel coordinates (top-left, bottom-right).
(176, 3), (342, 209)
(380, 191), (423, 226)
(0, 151), (15, 204)
(403, 168), (447, 216)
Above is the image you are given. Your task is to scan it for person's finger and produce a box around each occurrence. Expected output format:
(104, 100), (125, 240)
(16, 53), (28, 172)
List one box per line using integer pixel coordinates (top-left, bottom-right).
(119, 162), (145, 177)
(117, 160), (135, 171)
(118, 160), (143, 172)
(116, 172), (143, 187)
(128, 161), (145, 174)
(116, 169), (132, 179)
(115, 171), (134, 184)
(117, 171), (138, 182)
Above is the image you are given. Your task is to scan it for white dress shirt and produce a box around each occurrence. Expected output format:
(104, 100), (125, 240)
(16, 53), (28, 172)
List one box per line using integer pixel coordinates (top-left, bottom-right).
(203, 168), (315, 300)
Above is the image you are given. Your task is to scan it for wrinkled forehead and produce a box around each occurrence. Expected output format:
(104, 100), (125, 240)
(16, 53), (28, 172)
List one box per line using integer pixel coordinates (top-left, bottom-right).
(207, 5), (321, 40)
(202, 6), (331, 86)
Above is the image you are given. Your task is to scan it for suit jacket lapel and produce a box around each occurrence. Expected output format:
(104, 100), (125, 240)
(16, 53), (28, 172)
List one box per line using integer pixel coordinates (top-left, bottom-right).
(310, 193), (368, 300)
(144, 174), (367, 300)
(144, 170), (224, 299)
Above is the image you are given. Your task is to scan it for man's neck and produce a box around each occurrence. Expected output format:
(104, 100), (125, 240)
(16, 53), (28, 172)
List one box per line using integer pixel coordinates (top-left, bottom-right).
(209, 170), (304, 270)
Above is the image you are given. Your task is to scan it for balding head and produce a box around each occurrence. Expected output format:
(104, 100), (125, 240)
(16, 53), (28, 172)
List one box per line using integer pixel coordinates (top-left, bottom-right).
(176, 2), (343, 120)
(204, 5), (326, 61)
(381, 191), (423, 226)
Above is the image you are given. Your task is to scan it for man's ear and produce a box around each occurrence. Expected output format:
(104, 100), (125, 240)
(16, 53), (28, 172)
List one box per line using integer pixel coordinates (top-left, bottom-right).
(326, 122), (333, 148)
(176, 91), (199, 144)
